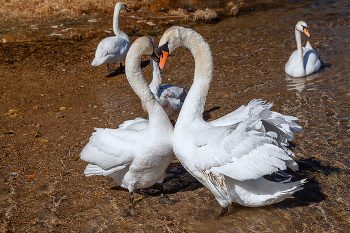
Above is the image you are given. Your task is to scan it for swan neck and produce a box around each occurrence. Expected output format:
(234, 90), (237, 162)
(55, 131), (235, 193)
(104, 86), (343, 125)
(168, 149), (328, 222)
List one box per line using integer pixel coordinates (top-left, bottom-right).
(295, 29), (304, 66)
(149, 57), (162, 98)
(113, 5), (129, 42)
(125, 41), (169, 125)
(177, 28), (214, 122)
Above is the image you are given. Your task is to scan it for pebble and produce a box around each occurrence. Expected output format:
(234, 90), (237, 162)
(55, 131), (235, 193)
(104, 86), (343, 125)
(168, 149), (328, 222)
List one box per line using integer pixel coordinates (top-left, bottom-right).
(9, 172), (17, 176)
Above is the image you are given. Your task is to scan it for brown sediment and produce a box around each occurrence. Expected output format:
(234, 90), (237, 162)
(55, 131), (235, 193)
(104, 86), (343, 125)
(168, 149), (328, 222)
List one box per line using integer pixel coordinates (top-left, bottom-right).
(0, 0), (350, 232)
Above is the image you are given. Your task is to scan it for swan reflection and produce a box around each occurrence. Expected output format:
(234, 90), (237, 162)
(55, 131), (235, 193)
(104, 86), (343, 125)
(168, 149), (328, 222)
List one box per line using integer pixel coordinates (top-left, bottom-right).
(285, 73), (318, 93)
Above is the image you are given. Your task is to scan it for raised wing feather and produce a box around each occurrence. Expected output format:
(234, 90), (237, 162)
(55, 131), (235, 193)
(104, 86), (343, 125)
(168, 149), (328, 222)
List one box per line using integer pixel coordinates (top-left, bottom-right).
(210, 99), (301, 144)
(193, 117), (296, 182)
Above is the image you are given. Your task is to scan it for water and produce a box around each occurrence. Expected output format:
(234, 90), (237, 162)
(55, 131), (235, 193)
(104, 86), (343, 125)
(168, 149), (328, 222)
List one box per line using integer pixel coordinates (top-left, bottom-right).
(0, 0), (349, 232)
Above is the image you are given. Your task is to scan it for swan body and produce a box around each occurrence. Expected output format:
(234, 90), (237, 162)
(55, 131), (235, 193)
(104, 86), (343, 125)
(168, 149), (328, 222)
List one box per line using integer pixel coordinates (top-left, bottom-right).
(142, 53), (187, 121)
(91, 2), (131, 72)
(285, 21), (321, 77)
(158, 26), (305, 214)
(81, 36), (174, 205)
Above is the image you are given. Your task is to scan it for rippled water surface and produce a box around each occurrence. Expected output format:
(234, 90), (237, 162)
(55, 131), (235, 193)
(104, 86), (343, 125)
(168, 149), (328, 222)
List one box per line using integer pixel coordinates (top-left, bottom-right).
(0, 0), (349, 232)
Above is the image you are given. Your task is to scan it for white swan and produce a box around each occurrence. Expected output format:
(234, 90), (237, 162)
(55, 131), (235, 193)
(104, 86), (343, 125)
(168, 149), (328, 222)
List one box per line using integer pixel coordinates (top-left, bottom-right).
(81, 36), (174, 210)
(285, 21), (321, 77)
(142, 45), (187, 121)
(91, 2), (131, 73)
(158, 26), (306, 215)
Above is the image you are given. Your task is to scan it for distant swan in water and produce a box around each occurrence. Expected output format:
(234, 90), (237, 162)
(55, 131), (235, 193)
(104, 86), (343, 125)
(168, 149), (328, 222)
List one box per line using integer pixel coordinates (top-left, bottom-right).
(81, 36), (174, 212)
(91, 2), (131, 73)
(158, 26), (306, 215)
(285, 21), (321, 77)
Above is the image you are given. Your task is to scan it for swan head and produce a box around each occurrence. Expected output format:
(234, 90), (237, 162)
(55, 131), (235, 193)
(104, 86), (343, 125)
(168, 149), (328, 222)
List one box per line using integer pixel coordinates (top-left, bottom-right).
(116, 2), (131, 12)
(128, 36), (159, 62)
(158, 26), (182, 69)
(295, 21), (310, 38)
(148, 36), (160, 62)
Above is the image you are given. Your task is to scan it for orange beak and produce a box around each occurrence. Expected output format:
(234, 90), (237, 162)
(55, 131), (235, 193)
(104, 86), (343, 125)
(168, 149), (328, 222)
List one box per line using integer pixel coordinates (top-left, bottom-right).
(303, 28), (311, 37)
(159, 51), (168, 70)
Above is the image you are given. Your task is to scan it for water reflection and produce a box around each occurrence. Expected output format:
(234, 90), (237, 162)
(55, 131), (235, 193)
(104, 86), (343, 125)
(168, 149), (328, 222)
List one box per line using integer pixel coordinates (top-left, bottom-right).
(285, 73), (319, 93)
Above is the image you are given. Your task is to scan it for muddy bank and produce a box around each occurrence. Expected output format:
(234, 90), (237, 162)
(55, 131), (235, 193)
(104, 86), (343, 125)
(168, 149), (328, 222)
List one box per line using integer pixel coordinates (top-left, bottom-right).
(1, 0), (350, 232)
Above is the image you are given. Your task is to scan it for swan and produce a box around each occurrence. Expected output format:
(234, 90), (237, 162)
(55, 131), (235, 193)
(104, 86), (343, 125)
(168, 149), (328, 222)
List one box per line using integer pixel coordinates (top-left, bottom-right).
(158, 26), (306, 215)
(285, 21), (321, 77)
(91, 2), (131, 73)
(142, 44), (187, 121)
(81, 36), (174, 211)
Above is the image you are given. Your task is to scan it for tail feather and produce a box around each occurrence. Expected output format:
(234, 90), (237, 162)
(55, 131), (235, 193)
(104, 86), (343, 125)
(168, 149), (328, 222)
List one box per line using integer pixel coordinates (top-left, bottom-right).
(91, 57), (108, 67)
(226, 177), (306, 207)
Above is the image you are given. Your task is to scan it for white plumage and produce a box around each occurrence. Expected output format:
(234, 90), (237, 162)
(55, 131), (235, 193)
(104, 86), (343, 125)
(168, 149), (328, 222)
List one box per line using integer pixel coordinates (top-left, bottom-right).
(285, 21), (321, 77)
(81, 36), (174, 208)
(91, 2), (130, 72)
(158, 26), (306, 214)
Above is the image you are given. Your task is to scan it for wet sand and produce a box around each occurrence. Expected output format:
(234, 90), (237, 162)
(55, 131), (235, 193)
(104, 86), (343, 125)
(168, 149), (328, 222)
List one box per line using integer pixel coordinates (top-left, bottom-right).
(1, 0), (350, 232)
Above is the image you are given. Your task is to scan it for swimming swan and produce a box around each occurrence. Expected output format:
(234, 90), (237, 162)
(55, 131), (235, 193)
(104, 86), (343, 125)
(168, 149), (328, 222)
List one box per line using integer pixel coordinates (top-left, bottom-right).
(285, 21), (321, 77)
(158, 26), (306, 215)
(143, 47), (187, 121)
(81, 36), (174, 210)
(91, 2), (131, 73)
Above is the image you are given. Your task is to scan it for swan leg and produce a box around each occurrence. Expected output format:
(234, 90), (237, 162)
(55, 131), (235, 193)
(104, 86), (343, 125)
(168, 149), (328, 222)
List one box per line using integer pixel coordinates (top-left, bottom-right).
(107, 63), (114, 73)
(160, 183), (164, 197)
(124, 191), (137, 217)
(221, 206), (228, 215)
(129, 191), (134, 208)
(119, 62), (125, 73)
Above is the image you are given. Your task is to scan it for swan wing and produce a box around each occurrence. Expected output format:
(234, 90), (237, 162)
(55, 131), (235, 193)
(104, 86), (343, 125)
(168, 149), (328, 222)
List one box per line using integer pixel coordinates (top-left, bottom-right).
(209, 99), (269, 126)
(159, 85), (187, 100)
(94, 36), (130, 59)
(80, 128), (139, 174)
(158, 85), (187, 120)
(303, 43), (321, 75)
(285, 49), (299, 75)
(193, 118), (296, 182)
(305, 41), (313, 50)
(210, 100), (301, 144)
(118, 117), (149, 130)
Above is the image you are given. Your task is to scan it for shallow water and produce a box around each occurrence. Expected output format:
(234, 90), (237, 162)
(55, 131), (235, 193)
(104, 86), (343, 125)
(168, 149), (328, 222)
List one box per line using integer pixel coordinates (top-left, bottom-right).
(0, 0), (349, 232)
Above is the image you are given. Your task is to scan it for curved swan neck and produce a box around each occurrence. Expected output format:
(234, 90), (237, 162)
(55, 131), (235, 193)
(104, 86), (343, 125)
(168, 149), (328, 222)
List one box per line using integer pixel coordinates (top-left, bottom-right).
(175, 28), (214, 121)
(149, 57), (162, 98)
(113, 4), (129, 42)
(295, 29), (304, 71)
(125, 38), (169, 124)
